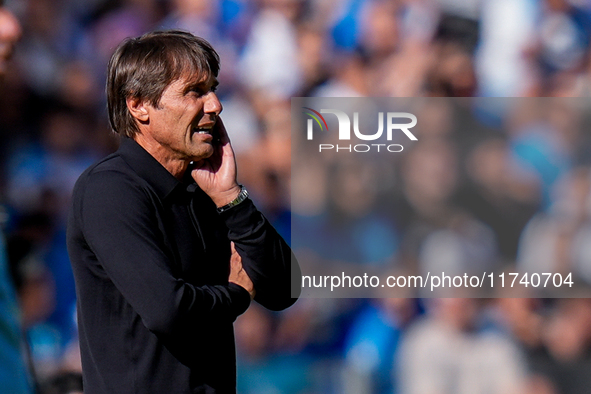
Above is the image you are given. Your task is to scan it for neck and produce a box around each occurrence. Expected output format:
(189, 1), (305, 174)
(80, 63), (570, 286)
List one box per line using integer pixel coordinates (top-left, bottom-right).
(133, 133), (188, 179)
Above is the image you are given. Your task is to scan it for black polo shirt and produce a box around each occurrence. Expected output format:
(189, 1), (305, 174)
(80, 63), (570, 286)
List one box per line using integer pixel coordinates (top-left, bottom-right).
(67, 137), (297, 394)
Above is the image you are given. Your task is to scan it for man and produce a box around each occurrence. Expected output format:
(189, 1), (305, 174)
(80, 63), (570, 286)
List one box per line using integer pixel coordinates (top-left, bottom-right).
(67, 30), (299, 394)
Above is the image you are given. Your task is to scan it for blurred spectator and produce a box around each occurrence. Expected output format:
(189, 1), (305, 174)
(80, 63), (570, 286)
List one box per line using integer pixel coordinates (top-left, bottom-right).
(475, 0), (539, 96)
(458, 137), (539, 263)
(4, 102), (100, 382)
(343, 298), (419, 394)
(6, 220), (57, 379)
(539, 298), (591, 394)
(39, 371), (82, 394)
(15, 0), (69, 96)
(158, 0), (242, 95)
(313, 50), (369, 97)
(518, 166), (591, 282)
(239, 0), (303, 99)
(397, 139), (498, 275)
(6, 104), (99, 220)
(79, 0), (164, 84)
(397, 298), (527, 394)
(507, 100), (579, 208)
(0, 0), (21, 75)
(235, 303), (315, 394)
(0, 0), (35, 392)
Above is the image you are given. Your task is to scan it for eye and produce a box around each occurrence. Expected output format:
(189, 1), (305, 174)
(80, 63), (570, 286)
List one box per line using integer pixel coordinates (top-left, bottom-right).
(189, 85), (217, 96)
(190, 87), (206, 96)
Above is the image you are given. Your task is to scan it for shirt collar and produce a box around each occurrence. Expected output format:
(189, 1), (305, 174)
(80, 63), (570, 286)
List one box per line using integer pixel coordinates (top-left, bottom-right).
(117, 137), (183, 200)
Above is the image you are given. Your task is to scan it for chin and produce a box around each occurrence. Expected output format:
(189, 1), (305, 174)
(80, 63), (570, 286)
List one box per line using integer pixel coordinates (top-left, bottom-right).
(192, 149), (214, 161)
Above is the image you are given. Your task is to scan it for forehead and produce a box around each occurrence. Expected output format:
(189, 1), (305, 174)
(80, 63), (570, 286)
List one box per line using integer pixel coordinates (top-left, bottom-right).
(183, 69), (216, 84)
(158, 72), (216, 99)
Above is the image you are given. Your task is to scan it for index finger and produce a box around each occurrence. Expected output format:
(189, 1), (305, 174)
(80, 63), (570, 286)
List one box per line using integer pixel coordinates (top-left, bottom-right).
(214, 117), (231, 145)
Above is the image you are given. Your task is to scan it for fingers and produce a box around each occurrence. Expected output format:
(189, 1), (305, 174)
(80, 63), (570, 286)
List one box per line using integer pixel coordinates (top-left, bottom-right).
(229, 242), (242, 274)
(230, 242), (241, 267)
(228, 242), (255, 299)
(210, 117), (234, 167)
(215, 117), (231, 145)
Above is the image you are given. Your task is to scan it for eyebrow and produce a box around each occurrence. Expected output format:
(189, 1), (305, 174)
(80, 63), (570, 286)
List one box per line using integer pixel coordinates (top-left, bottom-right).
(184, 78), (219, 93)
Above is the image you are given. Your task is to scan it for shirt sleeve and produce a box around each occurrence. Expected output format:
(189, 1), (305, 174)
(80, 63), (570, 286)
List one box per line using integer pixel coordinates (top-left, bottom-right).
(219, 197), (301, 311)
(76, 170), (251, 336)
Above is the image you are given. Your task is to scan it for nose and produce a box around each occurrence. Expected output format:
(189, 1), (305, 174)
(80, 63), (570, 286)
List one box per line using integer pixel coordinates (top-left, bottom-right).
(0, 7), (22, 44)
(204, 92), (222, 117)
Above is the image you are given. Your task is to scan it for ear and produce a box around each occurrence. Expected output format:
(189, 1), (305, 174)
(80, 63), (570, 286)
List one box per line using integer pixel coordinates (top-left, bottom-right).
(126, 97), (150, 123)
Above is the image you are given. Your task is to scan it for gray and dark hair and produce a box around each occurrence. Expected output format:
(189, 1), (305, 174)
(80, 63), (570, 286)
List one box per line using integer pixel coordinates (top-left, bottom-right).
(106, 30), (220, 138)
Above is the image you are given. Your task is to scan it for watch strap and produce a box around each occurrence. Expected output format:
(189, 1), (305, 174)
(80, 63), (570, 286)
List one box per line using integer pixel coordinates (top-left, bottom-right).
(216, 186), (249, 213)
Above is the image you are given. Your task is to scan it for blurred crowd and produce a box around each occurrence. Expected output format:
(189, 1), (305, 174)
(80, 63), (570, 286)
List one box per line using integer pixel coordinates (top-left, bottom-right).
(2, 0), (591, 393)
(291, 97), (591, 393)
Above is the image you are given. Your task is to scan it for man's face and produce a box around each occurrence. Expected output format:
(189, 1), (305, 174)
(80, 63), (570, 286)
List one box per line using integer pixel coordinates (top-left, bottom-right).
(143, 72), (222, 163)
(0, 4), (21, 76)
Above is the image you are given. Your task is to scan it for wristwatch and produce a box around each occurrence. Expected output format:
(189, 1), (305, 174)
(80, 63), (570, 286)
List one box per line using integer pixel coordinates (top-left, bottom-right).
(216, 185), (249, 213)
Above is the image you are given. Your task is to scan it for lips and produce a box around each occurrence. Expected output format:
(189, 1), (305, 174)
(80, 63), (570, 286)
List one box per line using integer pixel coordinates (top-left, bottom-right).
(193, 121), (215, 133)
(192, 126), (215, 144)
(192, 125), (212, 134)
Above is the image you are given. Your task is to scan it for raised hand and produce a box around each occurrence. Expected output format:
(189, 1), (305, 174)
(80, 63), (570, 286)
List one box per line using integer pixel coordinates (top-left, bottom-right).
(191, 118), (241, 207)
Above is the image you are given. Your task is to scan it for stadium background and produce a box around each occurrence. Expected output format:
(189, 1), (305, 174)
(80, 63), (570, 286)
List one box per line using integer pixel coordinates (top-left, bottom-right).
(2, 0), (591, 393)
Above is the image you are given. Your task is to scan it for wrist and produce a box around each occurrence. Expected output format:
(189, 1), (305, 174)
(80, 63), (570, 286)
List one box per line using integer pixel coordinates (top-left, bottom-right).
(213, 184), (243, 209)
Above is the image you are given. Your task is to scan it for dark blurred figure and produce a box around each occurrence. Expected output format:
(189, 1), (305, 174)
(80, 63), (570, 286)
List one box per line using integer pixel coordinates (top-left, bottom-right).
(39, 371), (82, 394)
(538, 298), (591, 394)
(235, 304), (314, 394)
(0, 0), (20, 75)
(4, 103), (99, 376)
(518, 167), (591, 283)
(6, 213), (61, 379)
(0, 0), (35, 392)
(396, 139), (497, 276)
(500, 298), (591, 394)
(458, 138), (540, 263)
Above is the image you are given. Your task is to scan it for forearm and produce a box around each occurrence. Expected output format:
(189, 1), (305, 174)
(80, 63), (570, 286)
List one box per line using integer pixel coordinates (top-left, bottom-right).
(220, 198), (300, 311)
